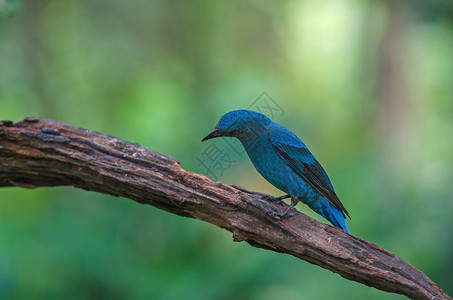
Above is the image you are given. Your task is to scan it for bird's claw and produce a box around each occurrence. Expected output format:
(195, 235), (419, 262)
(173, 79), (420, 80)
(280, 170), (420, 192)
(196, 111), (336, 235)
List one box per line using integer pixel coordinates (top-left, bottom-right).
(284, 211), (295, 217)
(265, 209), (283, 219)
(264, 208), (295, 218)
(261, 195), (279, 203)
(261, 194), (290, 203)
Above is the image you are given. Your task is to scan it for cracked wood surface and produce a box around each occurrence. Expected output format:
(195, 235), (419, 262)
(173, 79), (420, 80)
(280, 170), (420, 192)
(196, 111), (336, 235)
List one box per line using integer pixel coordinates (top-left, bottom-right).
(0, 117), (450, 300)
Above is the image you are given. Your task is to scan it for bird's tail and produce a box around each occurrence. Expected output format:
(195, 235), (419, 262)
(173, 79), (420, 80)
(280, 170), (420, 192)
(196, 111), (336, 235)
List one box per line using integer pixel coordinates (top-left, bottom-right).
(308, 197), (350, 234)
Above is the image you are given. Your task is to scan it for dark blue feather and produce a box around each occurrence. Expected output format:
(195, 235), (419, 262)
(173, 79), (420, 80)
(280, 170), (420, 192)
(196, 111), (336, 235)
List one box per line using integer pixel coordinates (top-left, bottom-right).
(271, 139), (350, 219)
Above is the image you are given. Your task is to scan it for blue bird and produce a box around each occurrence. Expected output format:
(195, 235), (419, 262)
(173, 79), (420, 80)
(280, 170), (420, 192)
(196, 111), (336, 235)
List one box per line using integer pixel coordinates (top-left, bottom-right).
(202, 110), (350, 233)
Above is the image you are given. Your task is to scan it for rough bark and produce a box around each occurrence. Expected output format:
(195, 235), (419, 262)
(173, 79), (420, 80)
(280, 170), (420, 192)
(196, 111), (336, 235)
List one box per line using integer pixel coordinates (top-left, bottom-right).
(0, 117), (450, 300)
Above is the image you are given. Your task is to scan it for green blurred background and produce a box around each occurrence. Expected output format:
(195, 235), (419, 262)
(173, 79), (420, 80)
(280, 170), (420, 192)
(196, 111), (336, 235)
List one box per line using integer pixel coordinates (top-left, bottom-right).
(1, 0), (452, 299)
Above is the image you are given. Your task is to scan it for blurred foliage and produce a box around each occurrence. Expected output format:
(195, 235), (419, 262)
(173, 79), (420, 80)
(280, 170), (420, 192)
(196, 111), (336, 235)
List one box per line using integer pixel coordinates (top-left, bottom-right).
(0, 0), (452, 299)
(0, 0), (21, 17)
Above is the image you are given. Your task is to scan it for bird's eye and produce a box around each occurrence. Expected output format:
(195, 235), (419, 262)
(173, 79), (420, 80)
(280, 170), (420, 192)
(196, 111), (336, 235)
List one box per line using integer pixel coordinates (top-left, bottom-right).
(229, 129), (239, 136)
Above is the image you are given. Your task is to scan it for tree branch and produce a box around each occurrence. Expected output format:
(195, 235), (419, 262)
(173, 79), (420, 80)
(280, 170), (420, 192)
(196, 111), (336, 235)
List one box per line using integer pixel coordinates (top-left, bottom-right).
(0, 117), (449, 300)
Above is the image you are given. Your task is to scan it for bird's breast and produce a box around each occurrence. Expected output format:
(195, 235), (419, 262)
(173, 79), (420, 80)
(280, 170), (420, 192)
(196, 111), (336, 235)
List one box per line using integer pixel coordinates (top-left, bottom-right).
(242, 137), (294, 193)
(241, 136), (316, 200)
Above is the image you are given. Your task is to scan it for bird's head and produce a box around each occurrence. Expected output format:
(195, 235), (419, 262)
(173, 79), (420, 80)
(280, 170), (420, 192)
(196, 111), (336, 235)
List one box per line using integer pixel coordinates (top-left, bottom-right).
(202, 110), (271, 142)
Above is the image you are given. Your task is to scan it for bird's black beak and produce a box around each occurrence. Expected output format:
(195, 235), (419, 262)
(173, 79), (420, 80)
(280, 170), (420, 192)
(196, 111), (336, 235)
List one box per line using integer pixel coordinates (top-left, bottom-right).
(202, 128), (222, 142)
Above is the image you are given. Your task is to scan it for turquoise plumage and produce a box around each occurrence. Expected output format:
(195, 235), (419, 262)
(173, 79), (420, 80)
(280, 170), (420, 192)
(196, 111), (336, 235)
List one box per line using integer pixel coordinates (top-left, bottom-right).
(202, 110), (350, 233)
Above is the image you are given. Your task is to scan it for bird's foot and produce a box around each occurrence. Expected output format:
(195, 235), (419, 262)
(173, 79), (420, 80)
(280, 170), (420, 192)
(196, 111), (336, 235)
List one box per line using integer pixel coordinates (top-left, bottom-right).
(261, 194), (290, 203)
(251, 199), (286, 219)
(263, 196), (298, 218)
(265, 206), (295, 218)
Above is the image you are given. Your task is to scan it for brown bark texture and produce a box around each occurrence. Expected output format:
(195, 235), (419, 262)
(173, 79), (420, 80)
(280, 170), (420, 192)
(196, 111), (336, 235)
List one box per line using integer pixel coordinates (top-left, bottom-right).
(0, 118), (450, 300)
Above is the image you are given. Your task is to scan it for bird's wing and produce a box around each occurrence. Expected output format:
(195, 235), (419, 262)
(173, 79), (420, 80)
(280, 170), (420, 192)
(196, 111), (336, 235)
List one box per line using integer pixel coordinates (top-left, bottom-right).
(271, 134), (350, 218)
